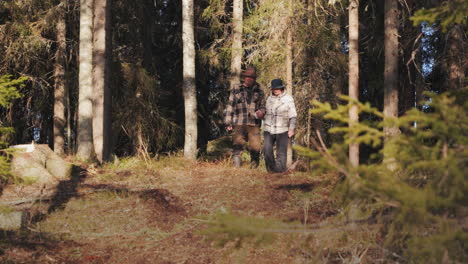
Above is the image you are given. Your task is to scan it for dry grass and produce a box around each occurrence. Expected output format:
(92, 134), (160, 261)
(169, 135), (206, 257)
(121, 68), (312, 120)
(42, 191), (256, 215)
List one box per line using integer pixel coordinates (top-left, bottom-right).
(0, 156), (387, 263)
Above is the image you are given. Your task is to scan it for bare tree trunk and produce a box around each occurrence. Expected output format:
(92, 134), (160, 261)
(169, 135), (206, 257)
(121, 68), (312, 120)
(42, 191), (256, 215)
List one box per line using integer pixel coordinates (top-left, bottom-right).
(53, 2), (66, 156)
(383, 0), (399, 143)
(229, 0), (243, 90)
(286, 11), (293, 168)
(92, 0), (111, 163)
(383, 0), (400, 170)
(182, 0), (198, 160)
(348, 0), (359, 168)
(77, 0), (94, 160)
(347, 0), (360, 225)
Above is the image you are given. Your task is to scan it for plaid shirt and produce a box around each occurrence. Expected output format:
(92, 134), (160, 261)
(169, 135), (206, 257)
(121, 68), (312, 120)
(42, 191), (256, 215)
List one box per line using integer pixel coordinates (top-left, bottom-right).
(224, 83), (266, 127)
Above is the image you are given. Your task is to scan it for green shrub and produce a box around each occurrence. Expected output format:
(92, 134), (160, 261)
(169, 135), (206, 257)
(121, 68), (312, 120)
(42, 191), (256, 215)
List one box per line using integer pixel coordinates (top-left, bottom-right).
(201, 91), (467, 262)
(297, 92), (467, 262)
(0, 74), (25, 182)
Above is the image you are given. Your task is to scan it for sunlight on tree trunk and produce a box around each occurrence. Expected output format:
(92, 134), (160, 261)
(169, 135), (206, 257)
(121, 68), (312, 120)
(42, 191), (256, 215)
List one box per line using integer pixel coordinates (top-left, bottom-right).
(53, 2), (66, 156)
(384, 0), (399, 138)
(229, 0), (243, 90)
(383, 0), (400, 170)
(183, 0), (198, 160)
(93, 0), (111, 163)
(77, 0), (95, 160)
(348, 0), (359, 168)
(286, 0), (293, 168)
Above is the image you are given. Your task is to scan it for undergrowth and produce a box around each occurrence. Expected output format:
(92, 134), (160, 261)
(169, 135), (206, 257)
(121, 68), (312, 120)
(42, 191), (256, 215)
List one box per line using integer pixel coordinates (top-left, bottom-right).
(201, 92), (467, 263)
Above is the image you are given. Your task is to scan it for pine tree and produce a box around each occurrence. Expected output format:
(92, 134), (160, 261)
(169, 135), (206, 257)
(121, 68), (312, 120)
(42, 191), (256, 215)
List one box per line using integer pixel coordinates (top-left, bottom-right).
(301, 91), (468, 262)
(0, 75), (25, 181)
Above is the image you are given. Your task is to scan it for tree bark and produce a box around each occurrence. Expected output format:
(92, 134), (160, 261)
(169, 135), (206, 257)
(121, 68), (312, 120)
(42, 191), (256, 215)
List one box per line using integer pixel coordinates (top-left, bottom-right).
(348, 0), (359, 168)
(182, 0), (198, 160)
(383, 0), (399, 141)
(286, 1), (293, 167)
(53, 2), (66, 156)
(229, 0), (243, 90)
(77, 0), (95, 160)
(93, 0), (111, 163)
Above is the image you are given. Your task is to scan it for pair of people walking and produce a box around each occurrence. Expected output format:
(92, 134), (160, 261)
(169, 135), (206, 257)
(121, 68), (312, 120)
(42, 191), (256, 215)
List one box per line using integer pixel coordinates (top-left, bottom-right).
(224, 66), (297, 173)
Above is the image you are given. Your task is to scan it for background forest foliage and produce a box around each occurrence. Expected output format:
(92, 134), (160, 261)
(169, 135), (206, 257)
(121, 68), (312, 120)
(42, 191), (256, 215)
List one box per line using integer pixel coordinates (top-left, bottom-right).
(0, 0), (466, 262)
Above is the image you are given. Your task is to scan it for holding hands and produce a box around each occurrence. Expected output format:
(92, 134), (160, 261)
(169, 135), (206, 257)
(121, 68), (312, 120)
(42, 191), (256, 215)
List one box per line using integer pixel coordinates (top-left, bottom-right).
(255, 110), (264, 119)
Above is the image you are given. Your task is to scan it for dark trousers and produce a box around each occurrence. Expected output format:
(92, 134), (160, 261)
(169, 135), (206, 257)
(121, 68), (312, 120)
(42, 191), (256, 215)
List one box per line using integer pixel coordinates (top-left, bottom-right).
(263, 131), (289, 173)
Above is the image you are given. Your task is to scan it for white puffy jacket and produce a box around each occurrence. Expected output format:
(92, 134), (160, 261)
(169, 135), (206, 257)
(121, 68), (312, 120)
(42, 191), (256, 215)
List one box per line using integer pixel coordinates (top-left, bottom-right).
(263, 92), (297, 135)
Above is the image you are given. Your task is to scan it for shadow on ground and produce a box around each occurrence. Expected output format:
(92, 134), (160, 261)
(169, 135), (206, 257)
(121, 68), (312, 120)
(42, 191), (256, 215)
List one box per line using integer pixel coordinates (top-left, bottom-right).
(30, 165), (86, 224)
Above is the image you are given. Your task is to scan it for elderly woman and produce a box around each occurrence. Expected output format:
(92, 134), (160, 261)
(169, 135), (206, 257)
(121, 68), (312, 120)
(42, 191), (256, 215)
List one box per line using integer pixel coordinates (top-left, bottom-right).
(263, 79), (297, 173)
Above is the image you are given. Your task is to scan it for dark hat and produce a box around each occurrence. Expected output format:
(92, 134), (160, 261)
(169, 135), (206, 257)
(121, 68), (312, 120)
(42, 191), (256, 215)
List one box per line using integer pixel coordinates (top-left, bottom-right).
(270, 79), (285, 89)
(241, 66), (257, 78)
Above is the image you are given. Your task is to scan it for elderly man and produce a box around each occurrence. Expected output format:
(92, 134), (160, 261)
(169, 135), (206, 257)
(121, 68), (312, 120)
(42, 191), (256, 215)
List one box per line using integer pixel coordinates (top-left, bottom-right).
(224, 66), (266, 168)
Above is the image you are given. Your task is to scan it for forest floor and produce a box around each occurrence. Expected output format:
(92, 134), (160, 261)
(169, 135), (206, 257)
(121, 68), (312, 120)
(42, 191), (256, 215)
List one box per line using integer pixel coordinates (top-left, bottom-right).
(1, 152), (386, 263)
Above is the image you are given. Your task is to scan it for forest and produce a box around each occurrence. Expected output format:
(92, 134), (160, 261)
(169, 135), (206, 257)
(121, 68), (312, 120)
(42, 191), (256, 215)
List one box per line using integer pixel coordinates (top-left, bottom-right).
(0, 0), (466, 263)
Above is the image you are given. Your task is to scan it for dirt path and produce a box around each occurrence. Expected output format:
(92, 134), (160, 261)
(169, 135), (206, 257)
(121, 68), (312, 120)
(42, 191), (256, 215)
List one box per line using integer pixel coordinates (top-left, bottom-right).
(1, 159), (338, 263)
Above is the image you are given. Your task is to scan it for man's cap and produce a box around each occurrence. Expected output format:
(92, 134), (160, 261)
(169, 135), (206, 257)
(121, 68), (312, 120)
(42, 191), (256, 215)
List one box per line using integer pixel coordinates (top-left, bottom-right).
(241, 66), (257, 78)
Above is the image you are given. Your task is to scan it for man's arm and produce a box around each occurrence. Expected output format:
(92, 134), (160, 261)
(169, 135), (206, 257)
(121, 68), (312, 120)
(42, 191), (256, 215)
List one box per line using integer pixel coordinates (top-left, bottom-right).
(255, 89), (266, 119)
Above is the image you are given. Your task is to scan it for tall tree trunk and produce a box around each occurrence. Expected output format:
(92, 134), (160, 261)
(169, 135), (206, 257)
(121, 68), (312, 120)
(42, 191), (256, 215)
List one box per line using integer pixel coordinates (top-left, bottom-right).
(347, 0), (360, 225)
(286, 0), (293, 168)
(446, 25), (465, 91)
(92, 0), (111, 163)
(229, 0), (243, 90)
(53, 2), (66, 156)
(182, 0), (198, 160)
(348, 0), (359, 168)
(383, 0), (399, 143)
(77, 0), (94, 160)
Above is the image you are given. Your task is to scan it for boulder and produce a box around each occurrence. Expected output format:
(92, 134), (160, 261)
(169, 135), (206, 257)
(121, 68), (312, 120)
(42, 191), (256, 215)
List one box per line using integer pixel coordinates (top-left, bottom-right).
(0, 144), (73, 209)
(10, 143), (72, 183)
